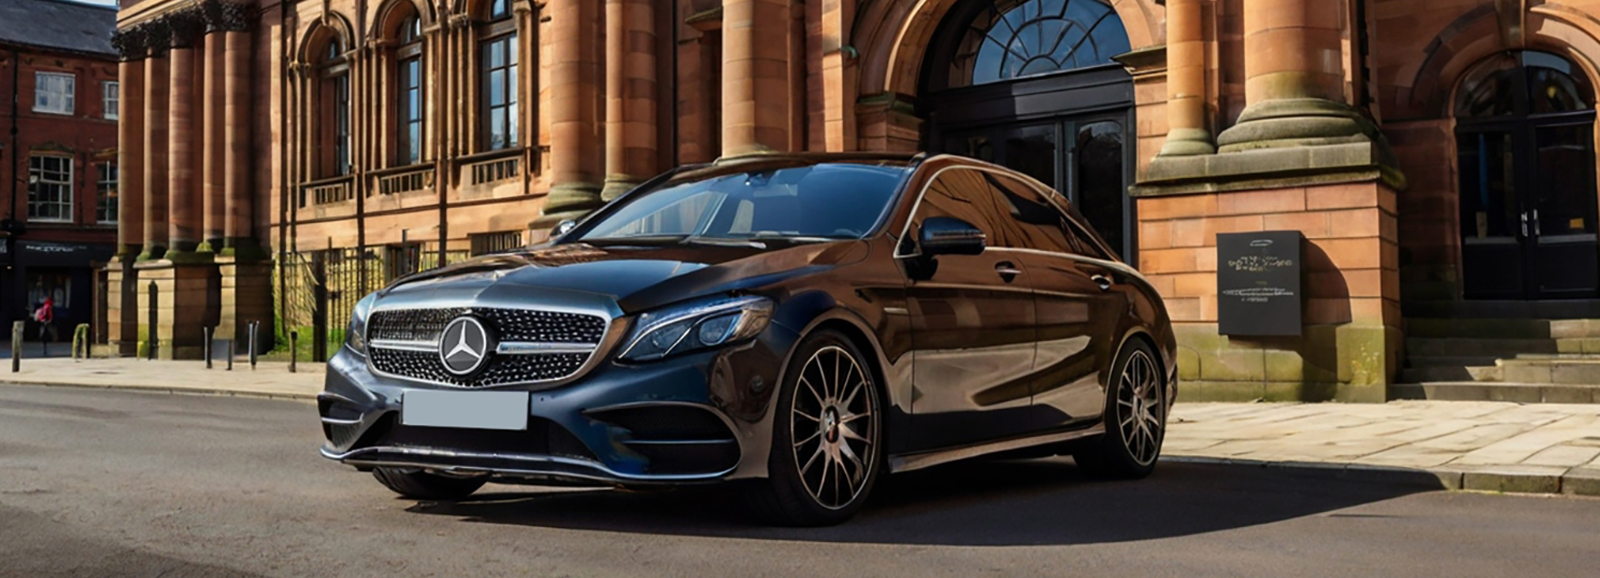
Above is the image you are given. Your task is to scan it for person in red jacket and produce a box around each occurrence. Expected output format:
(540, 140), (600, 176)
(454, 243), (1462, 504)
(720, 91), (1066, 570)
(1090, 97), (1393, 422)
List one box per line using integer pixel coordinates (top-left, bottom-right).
(33, 296), (54, 342)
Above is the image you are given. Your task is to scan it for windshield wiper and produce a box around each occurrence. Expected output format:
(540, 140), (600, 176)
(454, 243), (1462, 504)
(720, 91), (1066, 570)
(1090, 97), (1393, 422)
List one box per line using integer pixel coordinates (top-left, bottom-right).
(581, 234), (689, 246)
(681, 236), (767, 249)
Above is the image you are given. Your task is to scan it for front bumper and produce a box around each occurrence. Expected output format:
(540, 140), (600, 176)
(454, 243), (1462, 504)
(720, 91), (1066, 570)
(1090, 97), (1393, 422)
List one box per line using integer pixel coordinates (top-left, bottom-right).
(318, 325), (798, 487)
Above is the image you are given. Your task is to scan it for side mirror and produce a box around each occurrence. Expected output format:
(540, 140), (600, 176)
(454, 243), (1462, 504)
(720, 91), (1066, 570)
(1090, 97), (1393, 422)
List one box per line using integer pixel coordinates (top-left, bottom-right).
(552, 219), (578, 238)
(918, 216), (986, 256)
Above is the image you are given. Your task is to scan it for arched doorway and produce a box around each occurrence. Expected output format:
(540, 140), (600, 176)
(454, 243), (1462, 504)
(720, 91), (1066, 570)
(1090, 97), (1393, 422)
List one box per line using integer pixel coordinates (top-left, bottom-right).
(920, 0), (1135, 260)
(1455, 51), (1599, 299)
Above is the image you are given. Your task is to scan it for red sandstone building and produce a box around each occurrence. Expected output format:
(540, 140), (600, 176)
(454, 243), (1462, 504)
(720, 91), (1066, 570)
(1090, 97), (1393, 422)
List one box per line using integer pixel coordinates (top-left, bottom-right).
(108, 0), (1600, 401)
(0, 0), (120, 338)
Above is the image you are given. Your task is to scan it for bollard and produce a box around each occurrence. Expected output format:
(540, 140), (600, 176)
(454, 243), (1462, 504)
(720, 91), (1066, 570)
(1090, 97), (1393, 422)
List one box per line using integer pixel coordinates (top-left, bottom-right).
(11, 321), (22, 373)
(147, 281), (158, 360)
(248, 321), (258, 370)
(203, 327), (213, 369)
(225, 339), (234, 371)
(288, 330), (298, 373)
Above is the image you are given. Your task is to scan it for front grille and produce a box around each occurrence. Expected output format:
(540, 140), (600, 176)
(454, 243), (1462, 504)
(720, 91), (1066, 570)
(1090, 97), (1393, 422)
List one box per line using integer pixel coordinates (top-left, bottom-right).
(366, 306), (607, 388)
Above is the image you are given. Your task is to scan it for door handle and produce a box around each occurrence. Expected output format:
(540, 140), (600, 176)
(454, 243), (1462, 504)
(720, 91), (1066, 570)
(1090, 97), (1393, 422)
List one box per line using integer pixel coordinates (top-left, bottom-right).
(1522, 212), (1530, 237)
(1533, 209), (1541, 236)
(1091, 274), (1114, 291)
(994, 262), (1022, 282)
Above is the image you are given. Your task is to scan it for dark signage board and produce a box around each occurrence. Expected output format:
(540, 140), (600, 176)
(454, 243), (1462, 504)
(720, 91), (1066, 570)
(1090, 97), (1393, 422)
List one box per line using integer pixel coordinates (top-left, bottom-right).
(1217, 231), (1302, 336)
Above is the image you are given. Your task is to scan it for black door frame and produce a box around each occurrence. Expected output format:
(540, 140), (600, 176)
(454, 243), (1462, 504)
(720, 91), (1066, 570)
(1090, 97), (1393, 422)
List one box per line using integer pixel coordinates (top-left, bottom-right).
(1457, 109), (1599, 300)
(922, 65), (1138, 263)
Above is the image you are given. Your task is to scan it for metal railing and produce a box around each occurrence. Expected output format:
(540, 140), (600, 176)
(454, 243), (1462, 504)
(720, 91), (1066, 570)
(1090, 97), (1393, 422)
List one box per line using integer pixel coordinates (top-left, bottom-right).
(302, 175), (356, 207)
(275, 242), (468, 363)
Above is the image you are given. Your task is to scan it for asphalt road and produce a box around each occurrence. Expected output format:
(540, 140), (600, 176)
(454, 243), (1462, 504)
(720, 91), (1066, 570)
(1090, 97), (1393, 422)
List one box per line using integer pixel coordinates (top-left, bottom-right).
(1, 385), (1597, 578)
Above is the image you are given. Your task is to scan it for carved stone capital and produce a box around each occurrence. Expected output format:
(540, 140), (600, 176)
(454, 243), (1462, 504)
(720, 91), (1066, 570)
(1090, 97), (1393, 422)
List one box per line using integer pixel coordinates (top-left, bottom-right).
(167, 10), (207, 49)
(142, 18), (172, 56)
(111, 27), (149, 61)
(202, 1), (255, 33)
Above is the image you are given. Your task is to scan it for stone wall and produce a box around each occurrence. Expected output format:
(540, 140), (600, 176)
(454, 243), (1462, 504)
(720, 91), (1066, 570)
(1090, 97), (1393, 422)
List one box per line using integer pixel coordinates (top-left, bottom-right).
(1138, 182), (1402, 402)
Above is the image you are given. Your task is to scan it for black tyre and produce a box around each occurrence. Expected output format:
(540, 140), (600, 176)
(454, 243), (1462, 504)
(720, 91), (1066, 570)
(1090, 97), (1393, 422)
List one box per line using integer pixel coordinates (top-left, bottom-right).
(745, 330), (884, 526)
(372, 467), (487, 500)
(1074, 339), (1166, 479)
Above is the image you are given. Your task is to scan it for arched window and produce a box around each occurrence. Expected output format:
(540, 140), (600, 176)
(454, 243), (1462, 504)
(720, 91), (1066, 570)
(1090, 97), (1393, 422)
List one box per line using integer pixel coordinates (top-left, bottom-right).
(318, 36), (351, 177)
(479, 0), (518, 151)
(940, 0), (1130, 89)
(1454, 51), (1599, 299)
(395, 14), (425, 165)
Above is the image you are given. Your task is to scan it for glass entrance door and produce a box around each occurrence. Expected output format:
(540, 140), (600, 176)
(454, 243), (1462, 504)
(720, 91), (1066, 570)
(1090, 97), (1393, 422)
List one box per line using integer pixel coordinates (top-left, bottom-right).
(1457, 122), (1599, 299)
(940, 116), (1131, 261)
(1454, 50), (1599, 299)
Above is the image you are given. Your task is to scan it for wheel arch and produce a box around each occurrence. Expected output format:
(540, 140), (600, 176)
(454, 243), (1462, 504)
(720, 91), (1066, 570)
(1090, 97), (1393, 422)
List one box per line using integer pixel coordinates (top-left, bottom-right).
(779, 308), (901, 454)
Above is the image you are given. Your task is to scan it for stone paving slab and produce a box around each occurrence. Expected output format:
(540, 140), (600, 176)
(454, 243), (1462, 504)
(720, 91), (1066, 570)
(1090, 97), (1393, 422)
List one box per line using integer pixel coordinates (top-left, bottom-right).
(1169, 401), (1600, 498)
(0, 357), (323, 400)
(3, 359), (1599, 497)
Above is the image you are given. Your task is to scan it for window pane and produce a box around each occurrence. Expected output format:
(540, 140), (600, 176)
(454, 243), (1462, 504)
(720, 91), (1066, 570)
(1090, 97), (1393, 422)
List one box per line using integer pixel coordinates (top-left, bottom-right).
(1076, 121), (1125, 256)
(949, 0), (1130, 88)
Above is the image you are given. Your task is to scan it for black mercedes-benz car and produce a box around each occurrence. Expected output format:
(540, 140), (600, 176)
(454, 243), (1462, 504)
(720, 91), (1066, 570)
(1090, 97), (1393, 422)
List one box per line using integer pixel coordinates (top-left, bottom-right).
(319, 152), (1176, 526)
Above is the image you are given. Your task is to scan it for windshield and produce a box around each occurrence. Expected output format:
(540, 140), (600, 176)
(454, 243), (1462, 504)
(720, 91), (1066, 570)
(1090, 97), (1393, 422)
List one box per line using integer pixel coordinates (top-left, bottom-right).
(575, 163), (911, 242)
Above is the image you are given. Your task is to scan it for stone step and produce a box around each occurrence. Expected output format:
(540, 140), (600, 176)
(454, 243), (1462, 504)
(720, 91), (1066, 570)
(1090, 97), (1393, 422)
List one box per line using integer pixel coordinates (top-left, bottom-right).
(1399, 365), (1502, 383)
(1406, 337), (1562, 357)
(1403, 299), (1600, 319)
(1390, 382), (1600, 404)
(1405, 355), (1502, 368)
(1405, 318), (1600, 339)
(1499, 358), (1600, 385)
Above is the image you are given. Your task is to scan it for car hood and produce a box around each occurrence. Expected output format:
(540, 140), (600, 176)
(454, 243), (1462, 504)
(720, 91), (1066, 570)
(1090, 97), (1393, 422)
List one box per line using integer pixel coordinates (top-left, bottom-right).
(381, 240), (870, 313)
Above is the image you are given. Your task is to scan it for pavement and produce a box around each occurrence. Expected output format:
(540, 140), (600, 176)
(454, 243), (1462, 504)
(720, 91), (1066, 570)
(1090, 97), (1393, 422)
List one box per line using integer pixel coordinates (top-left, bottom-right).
(3, 356), (1599, 497)
(2, 385), (1598, 578)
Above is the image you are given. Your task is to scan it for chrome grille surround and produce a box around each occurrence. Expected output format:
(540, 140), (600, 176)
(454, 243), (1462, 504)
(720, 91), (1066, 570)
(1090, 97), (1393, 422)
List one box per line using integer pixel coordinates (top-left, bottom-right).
(364, 305), (616, 389)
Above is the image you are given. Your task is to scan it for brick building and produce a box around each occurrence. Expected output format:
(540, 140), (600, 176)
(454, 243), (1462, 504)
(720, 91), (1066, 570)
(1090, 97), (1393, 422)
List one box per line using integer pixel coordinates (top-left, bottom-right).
(107, 0), (1600, 400)
(1, 0), (120, 340)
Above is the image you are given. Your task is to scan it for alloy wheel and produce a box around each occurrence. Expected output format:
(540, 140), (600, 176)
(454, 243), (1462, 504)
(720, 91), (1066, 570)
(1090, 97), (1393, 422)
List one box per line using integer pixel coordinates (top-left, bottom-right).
(789, 345), (878, 510)
(1114, 349), (1163, 466)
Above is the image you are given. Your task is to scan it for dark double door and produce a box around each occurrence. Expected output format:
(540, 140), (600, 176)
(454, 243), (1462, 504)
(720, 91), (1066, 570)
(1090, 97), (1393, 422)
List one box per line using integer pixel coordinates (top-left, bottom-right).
(1457, 118), (1600, 299)
(924, 65), (1136, 262)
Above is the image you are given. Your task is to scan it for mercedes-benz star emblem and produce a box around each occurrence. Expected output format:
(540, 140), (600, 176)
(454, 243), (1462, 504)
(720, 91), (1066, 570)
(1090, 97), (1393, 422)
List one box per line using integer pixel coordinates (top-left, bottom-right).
(439, 316), (492, 376)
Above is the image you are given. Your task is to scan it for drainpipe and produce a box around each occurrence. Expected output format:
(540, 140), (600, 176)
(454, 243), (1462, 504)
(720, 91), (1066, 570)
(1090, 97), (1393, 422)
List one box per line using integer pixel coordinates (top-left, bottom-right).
(9, 47), (18, 221)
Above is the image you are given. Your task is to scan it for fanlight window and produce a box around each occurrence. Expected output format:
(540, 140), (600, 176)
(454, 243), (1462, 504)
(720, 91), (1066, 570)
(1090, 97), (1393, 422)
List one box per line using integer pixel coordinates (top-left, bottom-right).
(1456, 51), (1594, 118)
(946, 0), (1130, 88)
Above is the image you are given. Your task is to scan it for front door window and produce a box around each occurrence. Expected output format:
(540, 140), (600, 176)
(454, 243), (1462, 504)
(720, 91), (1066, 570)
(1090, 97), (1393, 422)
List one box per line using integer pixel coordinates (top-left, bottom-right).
(1455, 51), (1599, 299)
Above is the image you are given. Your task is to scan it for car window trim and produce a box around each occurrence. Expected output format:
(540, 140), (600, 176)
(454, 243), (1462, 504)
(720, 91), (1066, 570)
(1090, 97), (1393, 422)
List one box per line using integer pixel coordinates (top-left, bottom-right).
(893, 163), (1020, 259)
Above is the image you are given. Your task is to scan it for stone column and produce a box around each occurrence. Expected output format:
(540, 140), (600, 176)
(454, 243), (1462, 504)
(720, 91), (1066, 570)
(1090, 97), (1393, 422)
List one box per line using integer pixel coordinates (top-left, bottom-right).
(201, 31), (226, 253)
(601, 0), (658, 201)
(535, 0), (604, 227)
(109, 30), (148, 357)
(166, 13), (205, 261)
(721, 0), (790, 157)
(1215, 0), (1371, 152)
(140, 51), (170, 260)
(223, 28), (254, 256)
(115, 58), (146, 257)
(1159, 0), (1214, 156)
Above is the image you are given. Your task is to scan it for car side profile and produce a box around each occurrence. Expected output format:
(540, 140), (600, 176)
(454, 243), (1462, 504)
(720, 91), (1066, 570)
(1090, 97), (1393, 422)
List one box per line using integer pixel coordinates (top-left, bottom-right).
(319, 152), (1177, 526)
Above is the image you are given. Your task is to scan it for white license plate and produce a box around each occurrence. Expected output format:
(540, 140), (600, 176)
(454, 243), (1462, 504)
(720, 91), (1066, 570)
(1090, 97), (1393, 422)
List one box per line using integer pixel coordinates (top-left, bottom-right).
(401, 390), (529, 431)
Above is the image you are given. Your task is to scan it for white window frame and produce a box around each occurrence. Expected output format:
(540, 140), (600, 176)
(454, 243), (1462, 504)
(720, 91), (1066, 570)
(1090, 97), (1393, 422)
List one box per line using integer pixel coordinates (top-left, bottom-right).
(28, 155), (75, 223)
(103, 81), (119, 120)
(34, 72), (75, 115)
(96, 161), (118, 224)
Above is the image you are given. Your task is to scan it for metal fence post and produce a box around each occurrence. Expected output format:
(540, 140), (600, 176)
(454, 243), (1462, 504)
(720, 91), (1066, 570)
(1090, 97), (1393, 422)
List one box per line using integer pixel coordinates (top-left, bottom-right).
(203, 327), (213, 369)
(11, 321), (22, 372)
(248, 320), (258, 370)
(225, 339), (234, 371)
(288, 330), (298, 373)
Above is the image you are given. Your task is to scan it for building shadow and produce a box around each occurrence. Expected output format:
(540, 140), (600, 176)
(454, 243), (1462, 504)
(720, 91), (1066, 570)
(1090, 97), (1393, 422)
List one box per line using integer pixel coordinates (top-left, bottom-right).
(400, 458), (1439, 547)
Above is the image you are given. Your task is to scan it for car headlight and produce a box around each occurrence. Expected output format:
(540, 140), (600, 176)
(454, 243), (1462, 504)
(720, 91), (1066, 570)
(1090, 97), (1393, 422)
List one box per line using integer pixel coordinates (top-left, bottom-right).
(346, 293), (376, 356)
(618, 296), (773, 361)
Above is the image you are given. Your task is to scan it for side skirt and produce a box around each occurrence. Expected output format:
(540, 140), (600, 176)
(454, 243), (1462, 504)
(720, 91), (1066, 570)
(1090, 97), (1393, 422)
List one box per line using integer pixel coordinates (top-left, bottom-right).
(887, 424), (1106, 474)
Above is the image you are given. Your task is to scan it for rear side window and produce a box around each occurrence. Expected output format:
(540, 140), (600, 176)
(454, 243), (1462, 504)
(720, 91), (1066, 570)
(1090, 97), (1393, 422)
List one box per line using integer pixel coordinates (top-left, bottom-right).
(986, 174), (1078, 255)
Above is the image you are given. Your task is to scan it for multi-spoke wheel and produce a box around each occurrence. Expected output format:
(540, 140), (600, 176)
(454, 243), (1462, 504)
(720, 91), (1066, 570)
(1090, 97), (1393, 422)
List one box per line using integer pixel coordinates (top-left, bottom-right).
(1074, 340), (1166, 479)
(746, 330), (882, 526)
